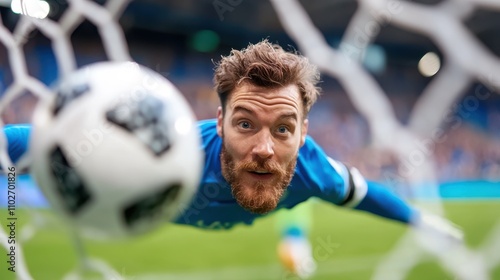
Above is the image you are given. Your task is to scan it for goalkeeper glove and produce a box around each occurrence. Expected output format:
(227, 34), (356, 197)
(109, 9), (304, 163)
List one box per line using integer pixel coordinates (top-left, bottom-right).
(411, 210), (464, 253)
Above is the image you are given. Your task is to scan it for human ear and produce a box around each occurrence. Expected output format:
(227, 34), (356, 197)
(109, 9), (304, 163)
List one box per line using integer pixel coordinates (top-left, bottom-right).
(300, 118), (308, 147)
(216, 106), (223, 137)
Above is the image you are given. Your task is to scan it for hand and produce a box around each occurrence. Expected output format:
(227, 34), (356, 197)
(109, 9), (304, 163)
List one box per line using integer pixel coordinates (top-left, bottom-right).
(411, 211), (464, 254)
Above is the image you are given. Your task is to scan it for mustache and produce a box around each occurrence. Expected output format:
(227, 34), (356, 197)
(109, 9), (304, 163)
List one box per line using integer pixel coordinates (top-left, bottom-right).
(235, 159), (286, 177)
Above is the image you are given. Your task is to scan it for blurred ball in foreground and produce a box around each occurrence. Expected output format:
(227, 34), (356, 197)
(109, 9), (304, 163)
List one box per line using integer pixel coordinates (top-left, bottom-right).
(30, 61), (202, 239)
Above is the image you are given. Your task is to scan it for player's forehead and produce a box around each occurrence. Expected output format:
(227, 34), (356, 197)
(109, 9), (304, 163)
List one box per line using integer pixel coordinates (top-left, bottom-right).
(227, 83), (303, 118)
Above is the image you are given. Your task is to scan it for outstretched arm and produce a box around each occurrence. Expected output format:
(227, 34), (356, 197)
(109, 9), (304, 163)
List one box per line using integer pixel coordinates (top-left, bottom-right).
(354, 180), (415, 224)
(339, 165), (463, 242)
(300, 136), (462, 242)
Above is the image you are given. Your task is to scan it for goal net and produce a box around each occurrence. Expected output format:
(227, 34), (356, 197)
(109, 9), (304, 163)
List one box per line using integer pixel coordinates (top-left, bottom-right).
(270, 0), (499, 279)
(0, 1), (133, 279)
(0, 0), (498, 279)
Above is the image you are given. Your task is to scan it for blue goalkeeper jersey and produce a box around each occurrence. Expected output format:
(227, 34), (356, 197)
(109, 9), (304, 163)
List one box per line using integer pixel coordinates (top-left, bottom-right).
(4, 120), (414, 230)
(174, 119), (352, 229)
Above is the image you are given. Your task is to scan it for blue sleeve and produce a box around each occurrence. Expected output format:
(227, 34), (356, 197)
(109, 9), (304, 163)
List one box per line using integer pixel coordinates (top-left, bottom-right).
(296, 136), (417, 224)
(354, 181), (416, 224)
(4, 124), (32, 164)
(294, 136), (351, 205)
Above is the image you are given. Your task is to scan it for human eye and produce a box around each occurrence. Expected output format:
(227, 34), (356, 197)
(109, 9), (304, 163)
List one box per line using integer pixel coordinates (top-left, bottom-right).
(276, 125), (290, 134)
(238, 121), (252, 130)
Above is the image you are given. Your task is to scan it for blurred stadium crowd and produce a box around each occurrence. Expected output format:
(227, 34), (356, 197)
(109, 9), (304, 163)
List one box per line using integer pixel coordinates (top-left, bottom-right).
(181, 77), (500, 184)
(0, 27), (499, 185)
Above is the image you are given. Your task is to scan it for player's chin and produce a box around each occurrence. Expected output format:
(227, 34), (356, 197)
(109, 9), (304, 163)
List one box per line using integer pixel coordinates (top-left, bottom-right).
(233, 184), (284, 214)
(239, 199), (279, 215)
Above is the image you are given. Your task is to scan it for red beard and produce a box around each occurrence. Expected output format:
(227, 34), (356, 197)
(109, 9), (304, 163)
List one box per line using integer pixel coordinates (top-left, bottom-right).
(220, 145), (296, 214)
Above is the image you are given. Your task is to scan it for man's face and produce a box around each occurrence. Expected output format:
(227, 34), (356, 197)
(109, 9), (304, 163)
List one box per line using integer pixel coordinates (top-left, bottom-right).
(217, 83), (308, 214)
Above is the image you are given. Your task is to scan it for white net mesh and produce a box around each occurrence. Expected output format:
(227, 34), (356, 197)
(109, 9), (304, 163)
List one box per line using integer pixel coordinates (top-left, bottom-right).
(0, 0), (131, 167)
(270, 0), (498, 279)
(0, 1), (132, 279)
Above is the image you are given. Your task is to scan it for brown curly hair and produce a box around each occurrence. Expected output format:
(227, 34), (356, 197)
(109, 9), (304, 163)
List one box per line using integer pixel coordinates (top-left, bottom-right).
(213, 40), (321, 117)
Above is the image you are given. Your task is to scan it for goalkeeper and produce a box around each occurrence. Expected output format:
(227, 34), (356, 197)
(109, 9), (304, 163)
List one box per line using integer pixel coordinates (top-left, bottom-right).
(4, 40), (462, 278)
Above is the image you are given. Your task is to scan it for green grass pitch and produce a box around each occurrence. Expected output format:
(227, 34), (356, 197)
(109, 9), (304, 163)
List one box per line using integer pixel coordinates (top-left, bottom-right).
(1, 200), (499, 280)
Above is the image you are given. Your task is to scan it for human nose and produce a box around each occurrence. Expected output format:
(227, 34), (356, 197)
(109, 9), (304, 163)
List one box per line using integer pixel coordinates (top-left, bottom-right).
(251, 131), (274, 159)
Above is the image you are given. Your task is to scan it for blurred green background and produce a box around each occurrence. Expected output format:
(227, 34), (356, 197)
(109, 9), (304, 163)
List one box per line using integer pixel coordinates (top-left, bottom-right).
(1, 200), (499, 280)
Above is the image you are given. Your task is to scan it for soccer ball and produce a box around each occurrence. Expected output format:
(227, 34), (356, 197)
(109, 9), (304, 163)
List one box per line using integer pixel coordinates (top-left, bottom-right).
(30, 61), (203, 239)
